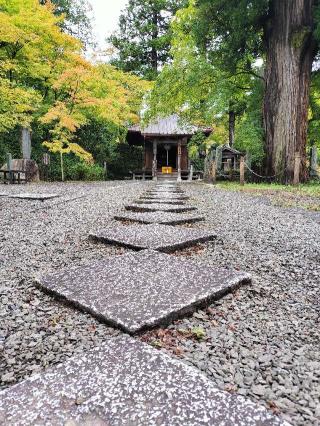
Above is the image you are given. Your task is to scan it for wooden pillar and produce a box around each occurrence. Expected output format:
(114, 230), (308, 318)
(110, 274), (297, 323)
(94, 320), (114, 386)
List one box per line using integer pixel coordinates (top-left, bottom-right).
(152, 140), (157, 181)
(177, 140), (182, 182)
(293, 152), (301, 186)
(240, 156), (245, 186)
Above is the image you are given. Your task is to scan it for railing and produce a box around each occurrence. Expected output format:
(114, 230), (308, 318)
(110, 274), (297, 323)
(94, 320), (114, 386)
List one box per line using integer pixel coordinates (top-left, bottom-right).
(0, 170), (28, 184)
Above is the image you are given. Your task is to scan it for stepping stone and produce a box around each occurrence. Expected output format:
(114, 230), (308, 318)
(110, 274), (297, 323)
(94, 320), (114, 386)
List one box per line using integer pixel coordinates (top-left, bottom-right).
(142, 194), (189, 200)
(0, 336), (284, 426)
(90, 224), (214, 252)
(8, 193), (59, 201)
(151, 188), (183, 193)
(126, 203), (196, 213)
(36, 250), (249, 334)
(135, 199), (186, 205)
(114, 211), (204, 225)
(144, 194), (189, 201)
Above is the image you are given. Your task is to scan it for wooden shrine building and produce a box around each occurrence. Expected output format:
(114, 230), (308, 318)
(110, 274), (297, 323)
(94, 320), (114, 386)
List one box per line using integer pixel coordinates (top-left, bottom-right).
(127, 115), (211, 181)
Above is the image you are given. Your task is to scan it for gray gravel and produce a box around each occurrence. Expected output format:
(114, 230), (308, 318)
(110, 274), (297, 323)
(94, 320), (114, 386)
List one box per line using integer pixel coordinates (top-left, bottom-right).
(141, 182), (320, 426)
(0, 181), (146, 387)
(1, 180), (319, 426)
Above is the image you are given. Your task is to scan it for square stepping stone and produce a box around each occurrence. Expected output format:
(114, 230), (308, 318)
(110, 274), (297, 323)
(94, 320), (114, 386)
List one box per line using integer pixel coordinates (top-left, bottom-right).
(125, 203), (196, 213)
(0, 336), (284, 426)
(90, 224), (214, 252)
(36, 250), (249, 334)
(151, 188), (183, 193)
(114, 211), (204, 225)
(135, 199), (186, 205)
(142, 194), (189, 200)
(9, 193), (59, 201)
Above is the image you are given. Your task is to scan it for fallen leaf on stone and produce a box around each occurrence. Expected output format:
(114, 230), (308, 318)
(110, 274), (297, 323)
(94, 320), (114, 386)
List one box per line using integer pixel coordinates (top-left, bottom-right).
(191, 327), (206, 340)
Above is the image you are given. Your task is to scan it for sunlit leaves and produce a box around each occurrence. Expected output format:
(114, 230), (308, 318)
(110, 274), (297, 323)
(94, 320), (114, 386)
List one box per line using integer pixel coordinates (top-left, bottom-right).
(0, 0), (150, 164)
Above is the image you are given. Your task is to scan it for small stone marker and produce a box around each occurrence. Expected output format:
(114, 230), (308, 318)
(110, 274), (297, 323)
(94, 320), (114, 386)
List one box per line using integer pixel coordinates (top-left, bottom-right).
(125, 203), (196, 213)
(8, 193), (59, 201)
(90, 224), (215, 252)
(0, 336), (285, 426)
(36, 250), (249, 334)
(114, 211), (204, 225)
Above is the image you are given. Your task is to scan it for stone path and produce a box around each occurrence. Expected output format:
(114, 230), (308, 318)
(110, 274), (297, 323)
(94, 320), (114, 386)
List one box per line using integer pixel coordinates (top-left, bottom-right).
(1, 181), (287, 425)
(36, 250), (249, 334)
(0, 336), (286, 426)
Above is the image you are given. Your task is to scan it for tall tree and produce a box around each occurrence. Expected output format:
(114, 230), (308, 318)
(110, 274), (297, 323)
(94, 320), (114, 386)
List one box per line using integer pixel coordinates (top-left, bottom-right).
(39, 0), (94, 48)
(145, 2), (255, 149)
(109, 0), (186, 80)
(184, 0), (320, 183)
(263, 0), (317, 181)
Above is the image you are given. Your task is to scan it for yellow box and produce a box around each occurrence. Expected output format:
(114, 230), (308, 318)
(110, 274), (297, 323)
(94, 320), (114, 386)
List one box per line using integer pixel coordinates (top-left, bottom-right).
(162, 167), (173, 174)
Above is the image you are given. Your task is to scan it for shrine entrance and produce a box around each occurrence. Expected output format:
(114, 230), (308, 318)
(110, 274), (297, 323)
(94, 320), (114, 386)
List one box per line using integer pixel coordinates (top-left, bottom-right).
(157, 144), (177, 170)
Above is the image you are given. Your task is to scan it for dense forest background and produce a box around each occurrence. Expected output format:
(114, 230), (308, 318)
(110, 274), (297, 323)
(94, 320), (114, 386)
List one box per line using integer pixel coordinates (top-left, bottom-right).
(1, 0), (320, 183)
(0, 0), (149, 180)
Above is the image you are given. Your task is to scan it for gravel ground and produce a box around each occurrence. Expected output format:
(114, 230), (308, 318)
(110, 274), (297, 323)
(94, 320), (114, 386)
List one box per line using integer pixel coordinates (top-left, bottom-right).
(141, 183), (320, 426)
(1, 180), (319, 426)
(0, 181), (147, 386)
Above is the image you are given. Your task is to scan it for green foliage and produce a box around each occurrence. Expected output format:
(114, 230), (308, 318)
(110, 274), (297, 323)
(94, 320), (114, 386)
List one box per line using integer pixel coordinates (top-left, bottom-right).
(309, 71), (320, 149)
(39, 0), (94, 48)
(234, 80), (265, 166)
(67, 161), (105, 181)
(188, 132), (207, 170)
(146, 0), (264, 164)
(109, 0), (187, 80)
(106, 142), (143, 179)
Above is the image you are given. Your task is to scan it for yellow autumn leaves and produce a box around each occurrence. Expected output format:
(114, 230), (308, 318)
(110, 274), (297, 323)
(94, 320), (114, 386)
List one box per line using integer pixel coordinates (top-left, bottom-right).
(0, 0), (150, 162)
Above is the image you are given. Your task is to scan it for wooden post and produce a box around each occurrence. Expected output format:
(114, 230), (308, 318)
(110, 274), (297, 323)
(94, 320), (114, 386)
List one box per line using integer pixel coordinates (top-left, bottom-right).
(211, 160), (216, 184)
(177, 140), (182, 182)
(240, 156), (245, 186)
(152, 140), (157, 181)
(293, 152), (301, 185)
(60, 151), (64, 182)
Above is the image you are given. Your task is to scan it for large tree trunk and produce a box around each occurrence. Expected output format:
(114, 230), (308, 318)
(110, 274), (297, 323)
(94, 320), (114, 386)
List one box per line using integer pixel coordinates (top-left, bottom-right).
(228, 109), (236, 147)
(151, 9), (159, 74)
(263, 0), (316, 183)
